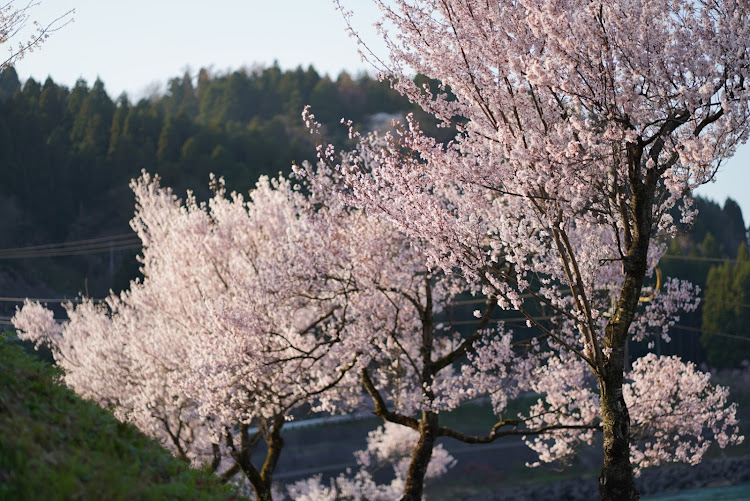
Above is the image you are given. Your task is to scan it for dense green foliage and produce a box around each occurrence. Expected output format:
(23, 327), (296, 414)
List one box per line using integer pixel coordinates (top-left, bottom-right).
(0, 335), (245, 501)
(702, 244), (750, 368)
(0, 64), (412, 242)
(656, 198), (750, 367)
(661, 197), (749, 286)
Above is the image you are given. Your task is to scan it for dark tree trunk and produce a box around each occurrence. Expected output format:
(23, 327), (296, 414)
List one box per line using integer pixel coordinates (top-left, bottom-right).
(400, 411), (439, 501)
(596, 146), (659, 501)
(399, 275), (439, 500)
(258, 416), (285, 500)
(231, 418), (285, 501)
(599, 275), (643, 501)
(251, 482), (274, 501)
(598, 347), (639, 501)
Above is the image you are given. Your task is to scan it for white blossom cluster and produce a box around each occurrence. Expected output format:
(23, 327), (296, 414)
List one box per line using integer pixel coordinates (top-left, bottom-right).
(285, 422), (456, 500)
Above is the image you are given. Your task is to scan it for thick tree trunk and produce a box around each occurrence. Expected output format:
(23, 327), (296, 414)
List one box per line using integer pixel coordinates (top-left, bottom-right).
(400, 411), (439, 501)
(258, 416), (285, 501)
(231, 419), (285, 501)
(251, 482), (274, 501)
(597, 260), (644, 501)
(594, 144), (661, 500)
(598, 346), (639, 501)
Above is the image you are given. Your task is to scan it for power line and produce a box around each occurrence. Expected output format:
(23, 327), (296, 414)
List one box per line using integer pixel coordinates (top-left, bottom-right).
(0, 233), (136, 253)
(0, 315), (67, 324)
(0, 241), (141, 259)
(0, 297), (84, 303)
(0, 234), (141, 259)
(447, 315), (562, 326)
(449, 293), (537, 306)
(671, 324), (750, 342)
(450, 298), (491, 306)
(701, 298), (750, 310)
(660, 254), (742, 264)
(450, 291), (750, 311)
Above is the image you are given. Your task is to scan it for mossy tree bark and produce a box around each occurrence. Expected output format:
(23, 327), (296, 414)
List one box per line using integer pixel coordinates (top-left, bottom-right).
(228, 417), (285, 501)
(400, 410), (439, 501)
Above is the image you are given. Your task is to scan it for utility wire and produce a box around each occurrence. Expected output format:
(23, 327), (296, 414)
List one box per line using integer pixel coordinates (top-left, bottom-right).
(671, 324), (750, 342)
(0, 315), (68, 323)
(700, 298), (750, 310)
(447, 315), (562, 326)
(660, 254), (744, 264)
(0, 241), (141, 259)
(0, 297), (84, 303)
(0, 234), (141, 259)
(449, 293), (537, 306)
(0, 233), (137, 252)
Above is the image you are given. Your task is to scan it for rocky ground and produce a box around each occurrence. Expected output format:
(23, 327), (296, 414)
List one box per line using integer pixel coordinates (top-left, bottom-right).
(456, 455), (750, 500)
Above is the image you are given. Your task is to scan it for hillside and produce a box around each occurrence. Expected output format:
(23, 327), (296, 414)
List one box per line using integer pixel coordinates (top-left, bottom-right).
(0, 64), (429, 304)
(0, 335), (246, 501)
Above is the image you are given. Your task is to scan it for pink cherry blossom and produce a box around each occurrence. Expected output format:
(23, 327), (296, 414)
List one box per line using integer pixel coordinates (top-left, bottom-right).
(314, 0), (750, 498)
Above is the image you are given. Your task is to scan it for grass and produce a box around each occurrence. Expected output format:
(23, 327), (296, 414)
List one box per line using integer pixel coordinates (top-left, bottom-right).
(439, 393), (540, 431)
(0, 335), (246, 501)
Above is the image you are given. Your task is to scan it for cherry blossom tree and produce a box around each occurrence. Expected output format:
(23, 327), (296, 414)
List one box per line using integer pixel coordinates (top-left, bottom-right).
(12, 296), (222, 469)
(300, 132), (742, 499)
(302, 156), (737, 500)
(14, 172), (363, 501)
(300, 164), (629, 499)
(317, 0), (750, 498)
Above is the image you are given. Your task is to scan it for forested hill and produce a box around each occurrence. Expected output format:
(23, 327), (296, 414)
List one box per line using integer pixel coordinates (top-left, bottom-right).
(0, 64), (417, 244)
(0, 63), (430, 298)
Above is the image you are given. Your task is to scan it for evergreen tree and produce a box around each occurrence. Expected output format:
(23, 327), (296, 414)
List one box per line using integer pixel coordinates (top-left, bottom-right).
(702, 243), (750, 368)
(0, 67), (20, 101)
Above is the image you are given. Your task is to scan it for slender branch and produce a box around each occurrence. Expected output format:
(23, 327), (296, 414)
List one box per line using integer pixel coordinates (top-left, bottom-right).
(210, 443), (222, 473)
(431, 297), (497, 374)
(556, 224), (605, 370)
(219, 463), (241, 483)
(438, 421), (601, 444)
(160, 416), (188, 461)
(225, 425), (264, 490)
(693, 108), (724, 137)
(439, 0), (499, 130)
(361, 368), (420, 431)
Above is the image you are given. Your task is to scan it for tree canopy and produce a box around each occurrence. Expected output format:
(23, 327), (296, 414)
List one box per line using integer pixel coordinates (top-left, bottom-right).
(310, 0), (750, 498)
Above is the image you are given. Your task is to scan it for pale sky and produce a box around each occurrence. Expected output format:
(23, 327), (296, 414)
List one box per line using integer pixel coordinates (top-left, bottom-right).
(10, 0), (750, 225)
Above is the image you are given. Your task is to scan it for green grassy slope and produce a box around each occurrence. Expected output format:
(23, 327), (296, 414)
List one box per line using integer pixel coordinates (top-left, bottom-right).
(0, 337), (245, 501)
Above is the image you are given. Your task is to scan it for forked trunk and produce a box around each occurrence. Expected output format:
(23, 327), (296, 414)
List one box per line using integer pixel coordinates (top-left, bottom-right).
(400, 411), (438, 501)
(232, 419), (285, 501)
